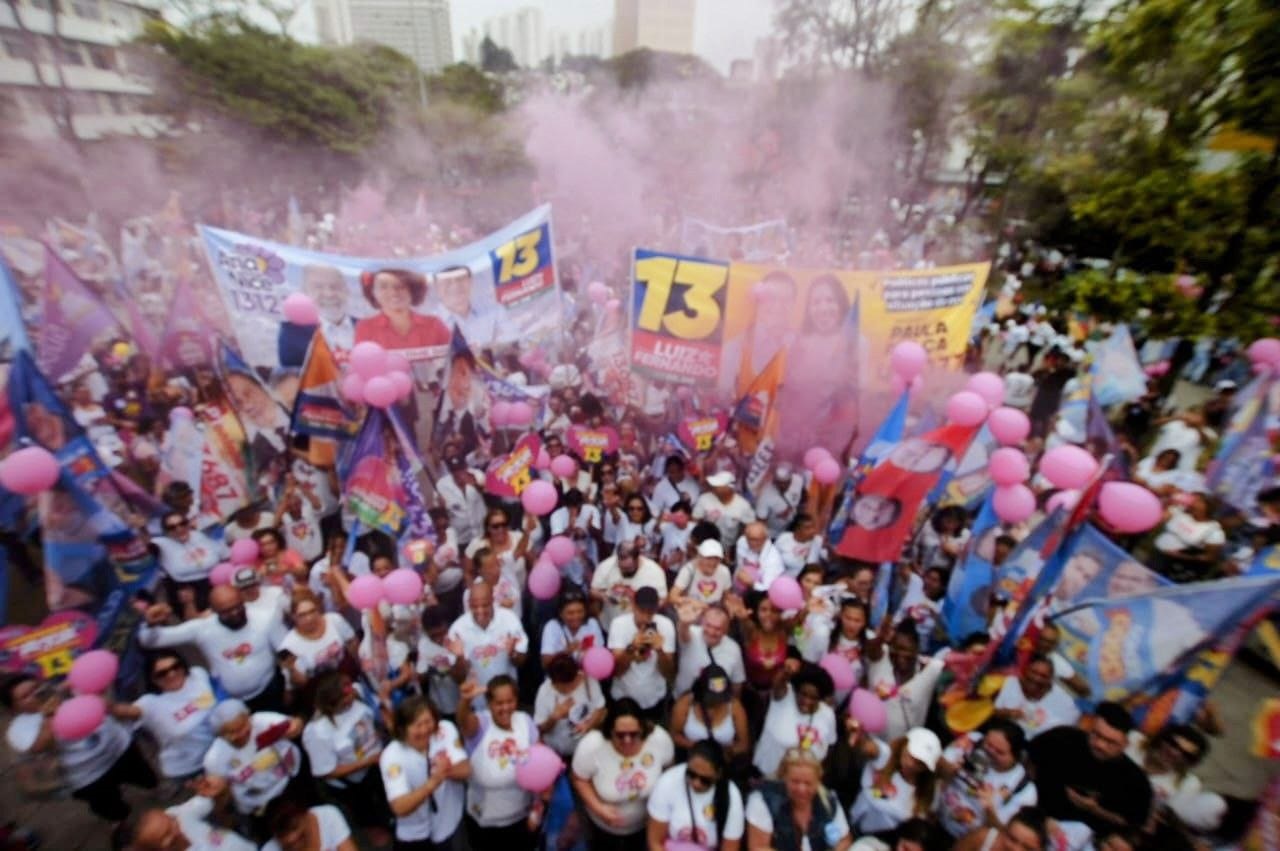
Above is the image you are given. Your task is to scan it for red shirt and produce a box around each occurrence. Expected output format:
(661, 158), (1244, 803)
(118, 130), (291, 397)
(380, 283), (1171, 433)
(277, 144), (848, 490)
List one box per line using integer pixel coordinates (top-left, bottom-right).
(354, 312), (450, 362)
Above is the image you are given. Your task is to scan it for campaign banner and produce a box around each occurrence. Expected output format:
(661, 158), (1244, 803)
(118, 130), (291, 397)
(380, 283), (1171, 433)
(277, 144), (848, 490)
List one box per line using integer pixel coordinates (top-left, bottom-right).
(942, 489), (1000, 641)
(676, 412), (729, 453)
(159, 412), (203, 499)
(567, 425), (619, 464)
(827, 389), (909, 547)
(679, 217), (791, 262)
(1048, 524), (1171, 614)
(0, 254), (30, 360)
(38, 245), (121, 382)
(342, 408), (406, 535)
(485, 433), (542, 498)
(195, 400), (252, 529)
(200, 205), (561, 368)
(1207, 375), (1275, 513)
(628, 249), (730, 386)
(1090, 324), (1147, 407)
(0, 611), (98, 679)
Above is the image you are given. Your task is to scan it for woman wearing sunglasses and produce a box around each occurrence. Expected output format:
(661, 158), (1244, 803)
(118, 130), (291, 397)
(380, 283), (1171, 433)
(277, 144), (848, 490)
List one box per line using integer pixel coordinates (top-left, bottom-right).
(571, 698), (675, 851)
(465, 508), (534, 588)
(646, 738), (744, 851)
(109, 651), (215, 782)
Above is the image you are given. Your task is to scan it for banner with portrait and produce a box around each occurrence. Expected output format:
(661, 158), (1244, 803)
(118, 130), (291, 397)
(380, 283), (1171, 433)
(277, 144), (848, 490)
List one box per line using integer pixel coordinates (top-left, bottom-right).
(628, 249), (730, 387)
(199, 205), (561, 369)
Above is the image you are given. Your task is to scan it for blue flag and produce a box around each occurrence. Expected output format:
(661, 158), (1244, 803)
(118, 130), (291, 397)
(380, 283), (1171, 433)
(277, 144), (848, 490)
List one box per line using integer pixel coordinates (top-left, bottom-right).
(1207, 375), (1275, 513)
(941, 487), (999, 642)
(827, 390), (909, 547)
(0, 252), (31, 358)
(990, 507), (1075, 666)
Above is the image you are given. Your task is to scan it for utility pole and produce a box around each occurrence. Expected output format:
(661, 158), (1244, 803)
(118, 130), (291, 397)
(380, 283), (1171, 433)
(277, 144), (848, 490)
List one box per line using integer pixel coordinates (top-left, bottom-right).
(407, 0), (429, 108)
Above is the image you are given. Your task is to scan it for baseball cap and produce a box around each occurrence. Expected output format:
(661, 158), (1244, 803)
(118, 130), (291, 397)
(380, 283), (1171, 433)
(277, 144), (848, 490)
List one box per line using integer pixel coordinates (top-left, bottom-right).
(445, 455), (467, 471)
(697, 539), (724, 559)
(707, 471), (735, 488)
(208, 699), (249, 731)
(1214, 380), (1238, 392)
(231, 566), (260, 589)
(634, 586), (660, 611)
(695, 664), (732, 705)
(905, 727), (942, 771)
(774, 463), (793, 480)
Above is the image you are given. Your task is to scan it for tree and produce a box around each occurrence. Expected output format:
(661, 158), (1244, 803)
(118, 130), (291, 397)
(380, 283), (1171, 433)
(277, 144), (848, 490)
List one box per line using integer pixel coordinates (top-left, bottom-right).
(774, 0), (909, 74)
(427, 63), (505, 114)
(479, 36), (518, 73)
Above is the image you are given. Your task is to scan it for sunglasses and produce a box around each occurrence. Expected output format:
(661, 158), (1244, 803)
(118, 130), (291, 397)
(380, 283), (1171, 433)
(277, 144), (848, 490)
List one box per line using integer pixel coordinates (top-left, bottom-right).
(687, 768), (717, 787)
(612, 730), (641, 742)
(164, 520), (190, 531)
(152, 664), (182, 679)
(488, 522), (509, 530)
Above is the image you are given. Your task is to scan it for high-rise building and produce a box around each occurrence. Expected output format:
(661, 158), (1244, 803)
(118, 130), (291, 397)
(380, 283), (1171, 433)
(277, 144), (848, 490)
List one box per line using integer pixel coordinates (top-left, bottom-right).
(478, 6), (543, 68)
(0, 0), (165, 140)
(315, 0), (452, 72)
(613, 0), (695, 56)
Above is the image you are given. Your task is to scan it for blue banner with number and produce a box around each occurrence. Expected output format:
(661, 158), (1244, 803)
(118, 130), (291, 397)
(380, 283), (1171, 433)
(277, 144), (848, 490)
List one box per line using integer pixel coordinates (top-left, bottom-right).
(199, 206), (562, 369)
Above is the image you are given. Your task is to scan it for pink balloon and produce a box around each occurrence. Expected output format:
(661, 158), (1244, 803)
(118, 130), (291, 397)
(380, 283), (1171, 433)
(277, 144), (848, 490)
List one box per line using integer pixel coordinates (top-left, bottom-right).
(389, 370), (413, 401)
(229, 538), (260, 566)
(509, 401), (534, 427)
(1098, 481), (1163, 534)
(544, 536), (576, 567)
(210, 562), (236, 587)
(993, 484), (1036, 524)
(534, 447), (552, 471)
(582, 646), (615, 680)
(363, 375), (398, 409)
(767, 575), (805, 611)
(550, 455), (578, 479)
(587, 281), (610, 304)
(169, 406), (194, 424)
(965, 372), (1005, 408)
(1039, 445), (1099, 490)
(515, 743), (564, 793)
(675, 385), (693, 402)
(813, 457), (842, 485)
(67, 649), (119, 695)
(1046, 489), (1082, 515)
(384, 569), (424, 606)
(521, 480), (558, 516)
(492, 401), (514, 427)
(281, 292), (320, 325)
(803, 446), (834, 472)
(0, 446), (60, 495)
(988, 407), (1031, 446)
(849, 688), (887, 734)
(340, 372), (366, 403)
(988, 447), (1030, 486)
(52, 694), (106, 742)
(605, 298), (621, 312)
(889, 341), (928, 382)
(947, 391), (989, 427)
(819, 652), (855, 693)
(350, 341), (389, 378)
(386, 352), (411, 375)
(1247, 338), (1280, 367)
(347, 574), (386, 610)
(528, 562), (562, 600)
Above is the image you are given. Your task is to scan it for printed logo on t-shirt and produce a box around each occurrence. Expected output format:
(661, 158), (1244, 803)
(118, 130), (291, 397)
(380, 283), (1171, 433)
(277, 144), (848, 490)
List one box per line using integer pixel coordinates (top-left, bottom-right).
(474, 643), (503, 668)
(386, 763), (403, 779)
(312, 640), (344, 671)
(614, 757), (653, 800)
(796, 723), (820, 750)
(173, 691), (214, 722)
(222, 643), (254, 664)
(609, 584), (636, 609)
(695, 578), (719, 599)
(487, 736), (523, 769)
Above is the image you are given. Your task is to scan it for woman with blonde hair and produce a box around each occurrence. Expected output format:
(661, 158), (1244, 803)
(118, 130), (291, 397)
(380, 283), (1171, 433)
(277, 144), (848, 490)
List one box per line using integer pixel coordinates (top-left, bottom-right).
(745, 748), (851, 851)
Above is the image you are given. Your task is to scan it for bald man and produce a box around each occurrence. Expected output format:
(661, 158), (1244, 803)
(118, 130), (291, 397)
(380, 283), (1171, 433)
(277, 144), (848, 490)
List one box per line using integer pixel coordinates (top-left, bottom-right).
(129, 796), (255, 850)
(734, 521), (785, 592)
(138, 586), (286, 712)
(446, 579), (528, 694)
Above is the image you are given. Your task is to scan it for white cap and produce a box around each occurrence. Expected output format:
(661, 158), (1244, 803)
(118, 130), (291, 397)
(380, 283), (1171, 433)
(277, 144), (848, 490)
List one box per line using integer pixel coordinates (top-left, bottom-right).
(697, 539), (724, 559)
(208, 699), (249, 731)
(706, 472), (735, 488)
(1214, 380), (1237, 392)
(774, 463), (793, 480)
(905, 727), (942, 771)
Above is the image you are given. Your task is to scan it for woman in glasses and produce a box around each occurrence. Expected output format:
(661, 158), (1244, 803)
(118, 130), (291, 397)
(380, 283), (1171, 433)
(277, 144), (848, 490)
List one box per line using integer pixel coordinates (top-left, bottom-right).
(540, 588), (606, 668)
(379, 695), (470, 851)
(301, 672), (391, 845)
(745, 748), (851, 851)
(154, 510), (226, 614)
(617, 494), (658, 556)
(278, 589), (358, 694)
(953, 805), (1052, 851)
(936, 718), (1036, 840)
(646, 739), (745, 851)
(108, 651), (216, 783)
(465, 508), (534, 588)
(570, 697), (674, 851)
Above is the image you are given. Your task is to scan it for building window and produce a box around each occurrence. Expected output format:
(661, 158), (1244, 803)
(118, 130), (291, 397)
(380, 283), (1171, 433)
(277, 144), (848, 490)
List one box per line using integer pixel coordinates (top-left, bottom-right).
(88, 44), (113, 70)
(71, 0), (100, 20)
(57, 42), (84, 66)
(70, 91), (100, 114)
(2, 33), (36, 62)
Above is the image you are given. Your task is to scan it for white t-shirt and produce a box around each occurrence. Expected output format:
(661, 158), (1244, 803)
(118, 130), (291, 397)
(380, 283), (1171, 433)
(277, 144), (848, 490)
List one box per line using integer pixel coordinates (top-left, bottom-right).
(674, 626), (746, 696)
(865, 653), (948, 742)
(993, 676), (1081, 739)
(437, 472), (488, 545)
(464, 533), (528, 588)
(735, 538), (786, 591)
(539, 618), (606, 662)
(279, 613), (355, 676)
(571, 727), (675, 835)
(260, 805), (350, 851)
(533, 677), (607, 758)
(202, 712), (301, 814)
(280, 506), (324, 563)
(607, 613), (676, 709)
(672, 562), (733, 606)
(380, 720), (469, 843)
(658, 522), (693, 563)
(938, 733), (1037, 837)
(692, 493), (756, 550)
(309, 551), (371, 612)
(1155, 508), (1226, 555)
(651, 476), (701, 516)
(133, 666), (217, 777)
(746, 789), (850, 850)
(775, 532), (824, 578)
(447, 608), (528, 688)
(6, 712), (130, 791)
(303, 697), (383, 785)
(647, 763), (746, 847)
(463, 569), (523, 621)
(590, 556), (668, 630)
(1148, 420), (1207, 471)
(848, 738), (921, 834)
(416, 635), (461, 715)
(752, 685), (838, 778)
(755, 477), (805, 538)
(154, 532), (225, 583)
(166, 796), (256, 851)
(139, 609), (279, 699)
(465, 711), (539, 827)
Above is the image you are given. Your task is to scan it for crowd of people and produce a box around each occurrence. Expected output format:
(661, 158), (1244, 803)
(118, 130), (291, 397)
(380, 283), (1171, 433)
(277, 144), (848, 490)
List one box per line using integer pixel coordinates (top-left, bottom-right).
(1, 278), (1274, 851)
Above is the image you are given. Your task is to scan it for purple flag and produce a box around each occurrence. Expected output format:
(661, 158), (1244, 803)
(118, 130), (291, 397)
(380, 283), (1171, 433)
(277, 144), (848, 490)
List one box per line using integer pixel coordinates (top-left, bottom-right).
(37, 245), (120, 380)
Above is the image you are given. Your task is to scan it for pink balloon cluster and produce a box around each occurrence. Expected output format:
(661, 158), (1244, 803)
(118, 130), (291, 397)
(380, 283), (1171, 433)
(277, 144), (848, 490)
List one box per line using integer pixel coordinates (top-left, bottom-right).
(347, 574), (386, 610)
(803, 446), (841, 485)
(282, 292), (321, 325)
(1097, 481), (1163, 533)
(522, 480), (558, 516)
(965, 372), (1006, 409)
(988, 407), (1031, 446)
(492, 400), (535, 429)
(528, 558), (561, 600)
(344, 342), (414, 408)
(0, 446), (60, 495)
(1040, 445), (1099, 491)
(544, 536), (576, 567)
(1247, 338), (1280, 374)
(52, 695), (107, 742)
(384, 569), (424, 606)
(68, 649), (119, 695)
(946, 391), (989, 427)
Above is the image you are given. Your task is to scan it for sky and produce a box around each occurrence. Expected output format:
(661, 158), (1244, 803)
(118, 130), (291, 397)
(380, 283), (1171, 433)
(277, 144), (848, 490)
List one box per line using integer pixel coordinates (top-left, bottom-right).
(451, 0), (776, 73)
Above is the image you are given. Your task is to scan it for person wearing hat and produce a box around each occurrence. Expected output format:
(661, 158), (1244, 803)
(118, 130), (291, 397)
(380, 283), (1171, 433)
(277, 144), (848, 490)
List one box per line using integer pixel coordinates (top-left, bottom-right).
(232, 565), (288, 646)
(846, 725), (943, 835)
(670, 539), (733, 607)
(670, 665), (750, 763)
(606, 586), (676, 721)
(673, 600), (745, 698)
(754, 463), (806, 539)
(589, 540), (667, 631)
(200, 698), (305, 838)
(693, 471), (756, 553)
(139, 585), (288, 713)
(753, 659), (838, 778)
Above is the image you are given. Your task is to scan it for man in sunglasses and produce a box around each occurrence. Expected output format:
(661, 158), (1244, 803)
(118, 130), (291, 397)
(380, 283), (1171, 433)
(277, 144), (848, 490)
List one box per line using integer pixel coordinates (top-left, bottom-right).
(154, 510), (227, 615)
(590, 541), (667, 631)
(139, 585), (287, 714)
